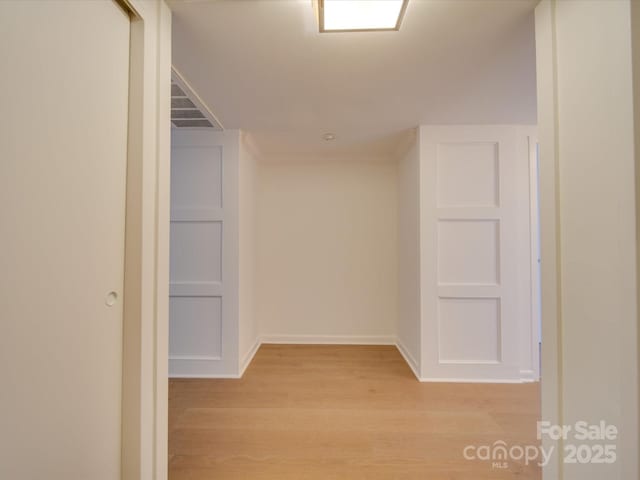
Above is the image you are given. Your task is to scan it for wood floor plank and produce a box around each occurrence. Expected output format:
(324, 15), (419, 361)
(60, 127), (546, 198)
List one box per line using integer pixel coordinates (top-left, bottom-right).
(169, 344), (541, 479)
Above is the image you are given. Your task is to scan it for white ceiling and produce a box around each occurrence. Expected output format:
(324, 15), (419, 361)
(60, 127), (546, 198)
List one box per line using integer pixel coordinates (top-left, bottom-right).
(168, 0), (537, 156)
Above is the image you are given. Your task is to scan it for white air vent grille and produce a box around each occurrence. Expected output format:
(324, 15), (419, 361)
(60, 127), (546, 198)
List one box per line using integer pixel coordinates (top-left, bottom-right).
(172, 119), (214, 128)
(171, 68), (223, 130)
(171, 97), (196, 109)
(172, 109), (205, 119)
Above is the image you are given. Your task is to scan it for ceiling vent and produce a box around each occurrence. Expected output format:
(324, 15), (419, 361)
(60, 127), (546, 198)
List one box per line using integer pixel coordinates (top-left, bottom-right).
(171, 68), (223, 130)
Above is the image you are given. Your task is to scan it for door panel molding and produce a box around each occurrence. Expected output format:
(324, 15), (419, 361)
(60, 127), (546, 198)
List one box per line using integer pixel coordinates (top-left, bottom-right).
(420, 125), (536, 382)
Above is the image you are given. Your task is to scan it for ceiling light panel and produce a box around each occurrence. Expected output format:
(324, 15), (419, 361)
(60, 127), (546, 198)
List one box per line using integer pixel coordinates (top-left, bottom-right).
(320, 0), (408, 32)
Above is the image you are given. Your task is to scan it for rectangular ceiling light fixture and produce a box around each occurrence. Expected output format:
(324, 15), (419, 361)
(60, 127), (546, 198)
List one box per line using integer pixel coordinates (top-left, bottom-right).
(318, 0), (408, 33)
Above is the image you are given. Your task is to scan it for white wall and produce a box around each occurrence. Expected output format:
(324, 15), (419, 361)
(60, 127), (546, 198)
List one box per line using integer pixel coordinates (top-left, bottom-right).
(397, 133), (422, 376)
(238, 133), (260, 371)
(536, 1), (639, 478)
(256, 156), (398, 343)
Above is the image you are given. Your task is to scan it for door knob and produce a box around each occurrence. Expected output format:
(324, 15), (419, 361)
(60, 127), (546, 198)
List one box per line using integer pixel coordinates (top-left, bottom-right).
(105, 291), (118, 307)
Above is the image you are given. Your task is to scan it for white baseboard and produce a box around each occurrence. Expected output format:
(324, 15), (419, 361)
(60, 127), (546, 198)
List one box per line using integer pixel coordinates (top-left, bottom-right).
(168, 373), (241, 379)
(395, 340), (421, 380)
(519, 369), (540, 382)
(239, 338), (261, 377)
(169, 357), (240, 379)
(260, 334), (396, 345)
(418, 377), (527, 384)
(170, 336), (538, 384)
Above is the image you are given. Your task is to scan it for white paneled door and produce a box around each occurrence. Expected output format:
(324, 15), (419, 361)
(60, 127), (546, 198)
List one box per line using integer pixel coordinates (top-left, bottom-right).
(420, 126), (532, 381)
(169, 130), (239, 377)
(0, 1), (130, 478)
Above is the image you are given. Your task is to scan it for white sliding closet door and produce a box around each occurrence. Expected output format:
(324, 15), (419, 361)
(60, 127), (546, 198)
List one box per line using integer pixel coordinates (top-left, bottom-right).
(169, 130), (239, 377)
(0, 1), (130, 477)
(420, 126), (532, 382)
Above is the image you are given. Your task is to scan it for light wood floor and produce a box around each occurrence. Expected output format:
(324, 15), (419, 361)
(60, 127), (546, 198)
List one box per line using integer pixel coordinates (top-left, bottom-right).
(169, 345), (541, 479)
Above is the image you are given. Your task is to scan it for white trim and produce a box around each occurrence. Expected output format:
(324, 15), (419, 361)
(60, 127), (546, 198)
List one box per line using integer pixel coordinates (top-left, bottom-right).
(165, 337), (539, 383)
(117, 1), (172, 478)
(169, 373), (242, 379)
(239, 338), (261, 377)
(168, 355), (222, 361)
(534, 4), (561, 477)
(395, 341), (421, 380)
(438, 360), (500, 365)
(519, 369), (538, 382)
(419, 377), (534, 384)
(260, 334), (396, 345)
(169, 337), (396, 379)
(528, 133), (542, 381)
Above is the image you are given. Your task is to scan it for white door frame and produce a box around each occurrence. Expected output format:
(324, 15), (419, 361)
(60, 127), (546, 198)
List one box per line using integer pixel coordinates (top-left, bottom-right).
(118, 1), (171, 479)
(528, 135), (541, 381)
(535, 2), (561, 478)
